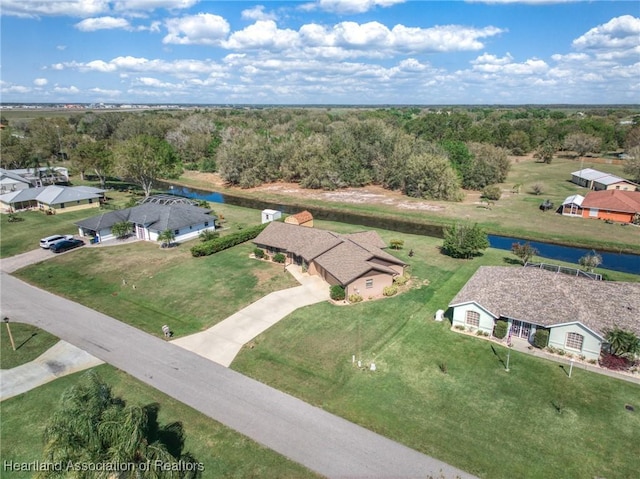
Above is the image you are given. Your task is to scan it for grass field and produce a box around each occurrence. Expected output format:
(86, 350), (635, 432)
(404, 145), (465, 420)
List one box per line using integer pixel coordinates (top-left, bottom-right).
(0, 364), (321, 479)
(176, 156), (640, 253)
(0, 322), (59, 369)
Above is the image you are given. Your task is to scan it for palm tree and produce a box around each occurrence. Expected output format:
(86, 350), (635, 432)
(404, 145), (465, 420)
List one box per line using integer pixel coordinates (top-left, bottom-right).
(158, 229), (176, 248)
(605, 328), (640, 358)
(38, 371), (199, 478)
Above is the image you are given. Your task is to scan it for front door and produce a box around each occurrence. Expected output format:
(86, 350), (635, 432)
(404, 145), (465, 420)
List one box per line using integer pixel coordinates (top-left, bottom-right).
(511, 320), (531, 339)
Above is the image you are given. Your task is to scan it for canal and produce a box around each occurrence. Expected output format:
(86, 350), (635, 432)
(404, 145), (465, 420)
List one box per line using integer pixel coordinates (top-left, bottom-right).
(165, 184), (640, 275)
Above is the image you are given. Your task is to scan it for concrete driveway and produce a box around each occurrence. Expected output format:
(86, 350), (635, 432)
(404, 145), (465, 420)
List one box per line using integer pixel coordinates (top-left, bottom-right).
(172, 265), (329, 366)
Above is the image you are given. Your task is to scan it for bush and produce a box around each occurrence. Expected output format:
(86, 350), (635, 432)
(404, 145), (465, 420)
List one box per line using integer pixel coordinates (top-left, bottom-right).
(493, 319), (508, 339)
(442, 223), (489, 259)
(393, 275), (408, 286)
(383, 285), (398, 296)
(111, 220), (133, 239)
(599, 352), (632, 371)
(531, 182), (545, 195)
(253, 248), (265, 259)
(330, 285), (345, 301)
(482, 185), (502, 201)
(533, 329), (549, 349)
(199, 230), (220, 242)
(389, 239), (404, 250)
(273, 253), (286, 263)
(348, 294), (363, 303)
(191, 223), (268, 257)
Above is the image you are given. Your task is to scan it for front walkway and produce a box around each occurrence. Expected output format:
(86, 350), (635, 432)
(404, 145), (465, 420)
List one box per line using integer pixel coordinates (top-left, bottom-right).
(172, 264), (329, 366)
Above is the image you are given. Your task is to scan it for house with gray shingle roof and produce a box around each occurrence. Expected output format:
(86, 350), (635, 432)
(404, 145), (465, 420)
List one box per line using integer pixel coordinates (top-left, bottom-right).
(253, 221), (406, 299)
(0, 185), (105, 213)
(75, 201), (217, 244)
(449, 266), (640, 360)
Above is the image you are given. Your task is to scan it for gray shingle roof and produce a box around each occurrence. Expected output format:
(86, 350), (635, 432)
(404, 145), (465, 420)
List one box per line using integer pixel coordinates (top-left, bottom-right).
(449, 266), (640, 337)
(76, 203), (215, 233)
(254, 222), (405, 286)
(0, 185), (104, 205)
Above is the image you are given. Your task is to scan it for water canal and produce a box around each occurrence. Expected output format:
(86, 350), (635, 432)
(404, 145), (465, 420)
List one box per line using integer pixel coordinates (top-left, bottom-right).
(165, 184), (640, 275)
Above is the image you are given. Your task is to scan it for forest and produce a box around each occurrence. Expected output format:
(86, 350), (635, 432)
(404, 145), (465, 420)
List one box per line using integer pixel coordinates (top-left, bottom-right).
(1, 106), (639, 201)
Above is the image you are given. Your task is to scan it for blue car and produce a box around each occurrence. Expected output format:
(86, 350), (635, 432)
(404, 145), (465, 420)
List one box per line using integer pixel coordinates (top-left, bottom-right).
(50, 238), (85, 253)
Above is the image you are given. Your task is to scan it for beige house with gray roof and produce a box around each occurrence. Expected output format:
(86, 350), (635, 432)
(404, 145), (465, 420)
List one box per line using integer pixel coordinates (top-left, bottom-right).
(449, 266), (640, 360)
(253, 222), (406, 299)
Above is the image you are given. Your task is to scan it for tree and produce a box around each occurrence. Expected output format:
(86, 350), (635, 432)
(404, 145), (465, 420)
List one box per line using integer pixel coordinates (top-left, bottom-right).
(622, 146), (640, 183)
(578, 250), (602, 272)
(73, 139), (113, 187)
(111, 221), (133, 239)
(442, 223), (489, 259)
(389, 239), (404, 250)
(114, 135), (182, 197)
(403, 152), (463, 201)
(563, 133), (601, 169)
(38, 371), (199, 479)
(534, 141), (556, 164)
(605, 328), (640, 358)
(511, 242), (538, 265)
(463, 143), (511, 190)
(158, 229), (176, 248)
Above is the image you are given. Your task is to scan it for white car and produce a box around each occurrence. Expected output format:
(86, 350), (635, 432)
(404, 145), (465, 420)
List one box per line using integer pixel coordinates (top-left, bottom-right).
(39, 234), (74, 249)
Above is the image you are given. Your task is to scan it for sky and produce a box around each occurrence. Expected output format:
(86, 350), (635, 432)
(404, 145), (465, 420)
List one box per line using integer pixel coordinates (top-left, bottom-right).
(1, 0), (639, 105)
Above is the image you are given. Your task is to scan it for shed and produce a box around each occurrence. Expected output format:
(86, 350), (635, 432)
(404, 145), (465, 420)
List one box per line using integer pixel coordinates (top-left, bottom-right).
(261, 209), (282, 224)
(284, 210), (314, 227)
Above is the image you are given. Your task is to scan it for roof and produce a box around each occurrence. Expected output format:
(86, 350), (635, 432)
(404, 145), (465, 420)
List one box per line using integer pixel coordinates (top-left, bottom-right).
(287, 210), (313, 223)
(253, 221), (406, 286)
(581, 190), (640, 214)
(562, 194), (584, 206)
(449, 266), (640, 337)
(593, 174), (631, 186)
(0, 185), (104, 205)
(0, 168), (31, 184)
(571, 168), (608, 181)
(76, 203), (215, 233)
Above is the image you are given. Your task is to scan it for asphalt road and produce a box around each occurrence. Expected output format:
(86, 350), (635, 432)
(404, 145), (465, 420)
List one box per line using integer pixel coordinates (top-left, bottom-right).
(0, 272), (476, 479)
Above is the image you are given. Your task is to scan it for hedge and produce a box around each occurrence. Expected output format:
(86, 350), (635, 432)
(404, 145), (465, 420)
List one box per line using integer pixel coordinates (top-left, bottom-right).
(191, 223), (268, 257)
(330, 285), (346, 301)
(533, 329), (549, 349)
(493, 319), (508, 339)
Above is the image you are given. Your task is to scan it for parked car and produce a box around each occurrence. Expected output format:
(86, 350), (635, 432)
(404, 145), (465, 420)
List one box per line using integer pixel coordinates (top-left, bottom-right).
(50, 238), (84, 253)
(39, 234), (74, 249)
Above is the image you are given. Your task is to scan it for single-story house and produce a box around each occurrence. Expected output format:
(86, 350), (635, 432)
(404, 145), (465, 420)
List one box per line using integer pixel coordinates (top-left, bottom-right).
(0, 185), (105, 213)
(0, 168), (32, 193)
(571, 168), (638, 191)
(559, 194), (584, 217)
(580, 190), (640, 223)
(261, 209), (282, 224)
(284, 210), (314, 227)
(253, 221), (406, 299)
(75, 201), (217, 243)
(449, 266), (640, 361)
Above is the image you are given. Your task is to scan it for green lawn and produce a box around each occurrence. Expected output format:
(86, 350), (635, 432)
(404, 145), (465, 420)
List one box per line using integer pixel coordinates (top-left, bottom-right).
(0, 322), (59, 369)
(0, 364), (321, 479)
(14, 240), (298, 338)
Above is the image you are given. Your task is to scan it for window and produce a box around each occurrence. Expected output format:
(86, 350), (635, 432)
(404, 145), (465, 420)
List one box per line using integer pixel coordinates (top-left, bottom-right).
(365, 279), (373, 289)
(465, 310), (480, 327)
(589, 208), (598, 217)
(204, 221), (209, 227)
(60, 203), (65, 209)
(565, 332), (584, 351)
(174, 229), (179, 235)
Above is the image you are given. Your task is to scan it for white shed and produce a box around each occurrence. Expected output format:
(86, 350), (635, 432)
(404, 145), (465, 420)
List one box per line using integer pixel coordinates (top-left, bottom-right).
(261, 209), (282, 224)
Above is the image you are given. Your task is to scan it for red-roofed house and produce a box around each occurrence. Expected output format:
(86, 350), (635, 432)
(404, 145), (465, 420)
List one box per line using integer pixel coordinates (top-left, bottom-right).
(580, 190), (640, 224)
(284, 210), (314, 227)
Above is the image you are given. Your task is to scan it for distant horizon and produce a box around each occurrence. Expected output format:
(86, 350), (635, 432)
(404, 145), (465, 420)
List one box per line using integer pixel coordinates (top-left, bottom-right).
(1, 1), (638, 105)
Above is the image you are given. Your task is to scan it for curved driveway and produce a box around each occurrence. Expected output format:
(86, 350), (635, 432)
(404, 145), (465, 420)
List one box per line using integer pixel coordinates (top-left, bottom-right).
(0, 272), (475, 479)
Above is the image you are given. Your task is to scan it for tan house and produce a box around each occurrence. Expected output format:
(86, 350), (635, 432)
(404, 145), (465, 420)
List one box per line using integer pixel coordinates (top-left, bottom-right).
(253, 222), (406, 299)
(0, 185), (105, 214)
(449, 266), (640, 361)
(571, 168), (638, 191)
(284, 210), (314, 227)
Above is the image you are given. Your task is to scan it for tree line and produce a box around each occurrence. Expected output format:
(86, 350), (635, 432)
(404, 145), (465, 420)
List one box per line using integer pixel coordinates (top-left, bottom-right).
(1, 107), (639, 200)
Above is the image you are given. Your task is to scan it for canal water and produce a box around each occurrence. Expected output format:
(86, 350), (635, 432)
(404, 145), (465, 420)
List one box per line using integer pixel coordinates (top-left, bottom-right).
(165, 184), (640, 275)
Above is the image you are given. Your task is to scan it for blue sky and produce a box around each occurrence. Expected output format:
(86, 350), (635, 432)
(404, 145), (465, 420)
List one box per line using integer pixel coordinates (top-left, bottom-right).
(1, 1), (638, 104)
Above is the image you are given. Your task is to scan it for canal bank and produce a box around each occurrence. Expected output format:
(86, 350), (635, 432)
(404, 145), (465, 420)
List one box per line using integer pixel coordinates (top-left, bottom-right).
(163, 183), (640, 275)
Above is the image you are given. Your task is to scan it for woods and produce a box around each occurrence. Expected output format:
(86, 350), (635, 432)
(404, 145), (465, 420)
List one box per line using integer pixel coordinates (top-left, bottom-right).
(1, 107), (638, 201)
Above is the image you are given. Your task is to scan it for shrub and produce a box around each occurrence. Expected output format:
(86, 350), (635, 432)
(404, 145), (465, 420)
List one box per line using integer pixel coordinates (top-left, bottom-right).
(531, 182), (545, 195)
(383, 285), (398, 296)
(533, 329), (549, 349)
(199, 230), (220, 242)
(393, 275), (408, 286)
(454, 325), (465, 331)
(493, 320), (508, 339)
(253, 248), (265, 259)
(191, 223), (268, 257)
(599, 352), (632, 371)
(389, 239), (404, 250)
(330, 285), (345, 301)
(348, 294), (363, 303)
(438, 362), (448, 374)
(442, 223), (489, 259)
(482, 185), (502, 201)
(111, 220), (133, 239)
(273, 253), (286, 263)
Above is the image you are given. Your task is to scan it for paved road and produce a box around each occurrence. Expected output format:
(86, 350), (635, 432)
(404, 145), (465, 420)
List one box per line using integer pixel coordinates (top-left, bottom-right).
(0, 273), (475, 479)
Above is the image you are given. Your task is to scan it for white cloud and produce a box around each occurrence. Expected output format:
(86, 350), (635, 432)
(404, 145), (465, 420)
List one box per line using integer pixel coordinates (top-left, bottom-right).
(57, 45), (67, 50)
(112, 0), (199, 11)
(241, 5), (277, 22)
(1, 0), (110, 18)
(304, 0), (406, 14)
(1, 82), (31, 94)
(33, 78), (48, 86)
(163, 13), (230, 46)
(467, 0), (576, 4)
(53, 85), (80, 94)
(89, 87), (121, 96)
(53, 56), (226, 76)
(75, 16), (131, 31)
(224, 20), (299, 50)
(572, 15), (640, 51)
